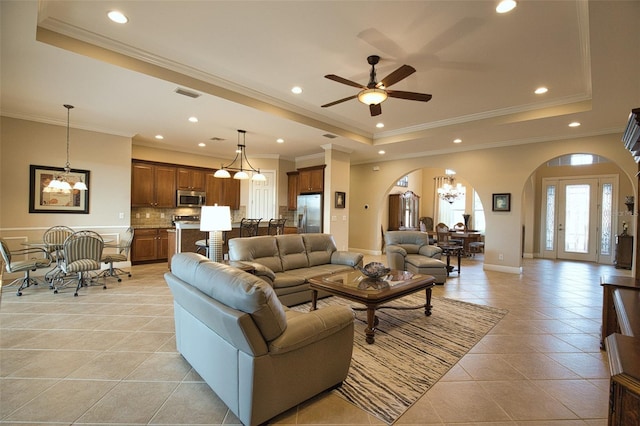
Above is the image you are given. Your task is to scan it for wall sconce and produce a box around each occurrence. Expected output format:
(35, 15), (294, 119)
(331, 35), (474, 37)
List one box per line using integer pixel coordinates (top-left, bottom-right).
(625, 195), (634, 212)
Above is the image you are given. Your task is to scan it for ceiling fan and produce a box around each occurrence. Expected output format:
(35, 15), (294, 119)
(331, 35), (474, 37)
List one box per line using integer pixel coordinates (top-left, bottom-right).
(321, 55), (432, 116)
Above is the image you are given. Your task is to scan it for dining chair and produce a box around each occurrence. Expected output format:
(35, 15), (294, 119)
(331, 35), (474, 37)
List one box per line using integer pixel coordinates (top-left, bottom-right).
(267, 218), (287, 235)
(97, 227), (133, 282)
(239, 218), (261, 237)
(0, 238), (52, 296)
(42, 225), (73, 283)
(57, 230), (105, 296)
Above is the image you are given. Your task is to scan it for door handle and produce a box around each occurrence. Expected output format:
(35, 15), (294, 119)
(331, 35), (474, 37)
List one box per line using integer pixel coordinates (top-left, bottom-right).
(558, 224), (564, 231)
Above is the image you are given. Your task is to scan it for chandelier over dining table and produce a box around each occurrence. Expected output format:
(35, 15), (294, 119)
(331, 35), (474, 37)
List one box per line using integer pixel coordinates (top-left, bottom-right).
(213, 130), (266, 181)
(437, 170), (464, 204)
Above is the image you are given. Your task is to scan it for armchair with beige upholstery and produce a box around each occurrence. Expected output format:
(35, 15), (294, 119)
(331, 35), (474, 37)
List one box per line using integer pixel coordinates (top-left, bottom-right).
(165, 252), (354, 426)
(384, 230), (447, 284)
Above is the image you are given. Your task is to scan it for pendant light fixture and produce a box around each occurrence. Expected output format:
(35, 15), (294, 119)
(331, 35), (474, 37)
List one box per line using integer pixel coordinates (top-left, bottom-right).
(46, 104), (87, 192)
(437, 170), (464, 204)
(213, 130), (266, 181)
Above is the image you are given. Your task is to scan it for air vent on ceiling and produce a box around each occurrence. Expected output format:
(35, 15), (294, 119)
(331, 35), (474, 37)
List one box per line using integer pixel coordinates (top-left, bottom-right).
(323, 133), (337, 139)
(174, 87), (201, 99)
(209, 137), (225, 141)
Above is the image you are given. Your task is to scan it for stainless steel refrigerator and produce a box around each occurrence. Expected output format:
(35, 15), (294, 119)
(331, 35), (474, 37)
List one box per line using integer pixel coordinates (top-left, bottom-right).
(297, 193), (323, 233)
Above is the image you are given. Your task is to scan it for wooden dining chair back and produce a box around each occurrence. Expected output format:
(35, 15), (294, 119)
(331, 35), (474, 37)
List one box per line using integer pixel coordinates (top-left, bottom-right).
(0, 238), (51, 296)
(240, 218), (262, 237)
(435, 223), (451, 245)
(267, 218), (287, 235)
(58, 230), (104, 296)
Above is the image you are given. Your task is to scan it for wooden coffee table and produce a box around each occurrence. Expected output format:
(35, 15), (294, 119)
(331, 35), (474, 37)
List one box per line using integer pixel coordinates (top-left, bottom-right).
(308, 270), (436, 344)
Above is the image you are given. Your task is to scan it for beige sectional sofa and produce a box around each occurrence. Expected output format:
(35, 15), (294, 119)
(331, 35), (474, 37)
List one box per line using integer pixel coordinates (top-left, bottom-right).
(228, 233), (364, 306)
(165, 252), (354, 426)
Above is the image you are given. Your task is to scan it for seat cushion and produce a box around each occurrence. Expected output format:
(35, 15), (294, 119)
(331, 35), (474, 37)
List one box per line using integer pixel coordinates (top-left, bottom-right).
(405, 254), (446, 269)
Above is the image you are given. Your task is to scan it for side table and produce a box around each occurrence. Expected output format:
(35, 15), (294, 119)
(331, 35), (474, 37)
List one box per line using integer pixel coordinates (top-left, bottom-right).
(438, 244), (463, 276)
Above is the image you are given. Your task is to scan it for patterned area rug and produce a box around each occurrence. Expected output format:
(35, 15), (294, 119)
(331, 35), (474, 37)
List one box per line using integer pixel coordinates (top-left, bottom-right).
(293, 295), (507, 424)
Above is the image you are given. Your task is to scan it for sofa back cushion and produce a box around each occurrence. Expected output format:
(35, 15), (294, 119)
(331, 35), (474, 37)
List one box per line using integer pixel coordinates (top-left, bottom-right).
(171, 253), (287, 341)
(303, 234), (337, 266)
(276, 235), (309, 270)
(385, 231), (431, 254)
(229, 235), (283, 273)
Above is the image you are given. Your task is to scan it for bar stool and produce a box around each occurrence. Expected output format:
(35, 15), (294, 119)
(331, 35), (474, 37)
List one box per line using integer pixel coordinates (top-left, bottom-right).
(240, 218), (261, 237)
(267, 218), (287, 235)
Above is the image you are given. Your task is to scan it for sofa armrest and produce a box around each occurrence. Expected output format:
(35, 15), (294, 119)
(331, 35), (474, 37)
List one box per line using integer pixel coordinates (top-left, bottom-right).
(330, 251), (364, 267)
(241, 261), (277, 283)
(268, 306), (354, 354)
(386, 245), (407, 257)
(418, 245), (442, 258)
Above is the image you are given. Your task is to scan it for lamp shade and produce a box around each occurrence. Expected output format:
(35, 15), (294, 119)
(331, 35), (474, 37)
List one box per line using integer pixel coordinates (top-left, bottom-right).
(200, 205), (232, 232)
(214, 169), (231, 178)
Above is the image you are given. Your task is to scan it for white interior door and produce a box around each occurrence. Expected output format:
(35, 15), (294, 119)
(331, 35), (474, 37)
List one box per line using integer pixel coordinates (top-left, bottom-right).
(248, 170), (276, 221)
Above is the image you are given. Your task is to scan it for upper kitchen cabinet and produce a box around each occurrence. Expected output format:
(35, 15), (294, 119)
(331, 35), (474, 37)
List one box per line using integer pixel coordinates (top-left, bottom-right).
(177, 167), (206, 191)
(298, 165), (325, 193)
(131, 161), (176, 208)
(205, 171), (240, 210)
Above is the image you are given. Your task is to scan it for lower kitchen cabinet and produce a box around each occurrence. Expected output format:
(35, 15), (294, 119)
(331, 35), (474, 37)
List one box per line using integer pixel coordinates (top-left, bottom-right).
(131, 228), (170, 264)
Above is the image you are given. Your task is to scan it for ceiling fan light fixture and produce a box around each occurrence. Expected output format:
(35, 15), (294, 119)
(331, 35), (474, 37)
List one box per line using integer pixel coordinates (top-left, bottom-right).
(358, 88), (387, 106)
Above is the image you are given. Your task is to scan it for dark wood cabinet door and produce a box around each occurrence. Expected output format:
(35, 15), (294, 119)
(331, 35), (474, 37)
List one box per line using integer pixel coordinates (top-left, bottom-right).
(158, 228), (169, 260)
(132, 229), (159, 262)
(177, 168), (206, 191)
(205, 172), (223, 205)
(154, 165), (176, 208)
(222, 178), (240, 210)
(299, 167), (324, 193)
(131, 163), (155, 207)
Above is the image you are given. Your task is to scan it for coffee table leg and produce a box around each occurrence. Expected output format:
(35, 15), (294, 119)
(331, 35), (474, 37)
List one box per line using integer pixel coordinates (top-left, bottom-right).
(311, 289), (318, 311)
(424, 288), (432, 316)
(365, 308), (376, 344)
(457, 249), (461, 275)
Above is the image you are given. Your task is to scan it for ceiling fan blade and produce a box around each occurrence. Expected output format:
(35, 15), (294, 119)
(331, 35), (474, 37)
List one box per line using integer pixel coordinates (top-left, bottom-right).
(324, 74), (366, 89)
(379, 65), (416, 88)
(321, 94), (358, 108)
(387, 90), (432, 102)
(370, 103), (382, 116)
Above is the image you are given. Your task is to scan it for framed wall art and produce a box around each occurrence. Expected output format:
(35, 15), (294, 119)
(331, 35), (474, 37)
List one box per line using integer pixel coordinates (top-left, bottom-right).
(29, 164), (90, 214)
(335, 191), (346, 209)
(492, 193), (511, 212)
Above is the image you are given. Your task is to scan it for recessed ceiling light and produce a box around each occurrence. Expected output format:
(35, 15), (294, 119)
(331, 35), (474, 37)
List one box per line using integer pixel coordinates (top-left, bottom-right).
(534, 87), (548, 94)
(291, 86), (303, 94)
(378, 150), (385, 155)
(496, 0), (517, 13)
(188, 116), (198, 123)
(569, 122), (581, 127)
(155, 134), (164, 140)
(107, 10), (128, 24)
(276, 138), (284, 143)
(198, 143), (206, 147)
(453, 138), (462, 144)
(376, 123), (384, 128)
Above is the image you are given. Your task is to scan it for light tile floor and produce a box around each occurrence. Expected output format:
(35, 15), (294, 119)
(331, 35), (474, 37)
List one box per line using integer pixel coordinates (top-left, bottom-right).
(0, 254), (624, 425)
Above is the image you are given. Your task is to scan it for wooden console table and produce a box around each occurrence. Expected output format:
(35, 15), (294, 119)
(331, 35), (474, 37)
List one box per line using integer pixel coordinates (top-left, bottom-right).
(600, 275), (640, 350)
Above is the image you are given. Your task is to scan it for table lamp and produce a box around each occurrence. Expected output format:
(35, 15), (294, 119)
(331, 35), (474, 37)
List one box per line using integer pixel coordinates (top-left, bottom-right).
(200, 205), (232, 262)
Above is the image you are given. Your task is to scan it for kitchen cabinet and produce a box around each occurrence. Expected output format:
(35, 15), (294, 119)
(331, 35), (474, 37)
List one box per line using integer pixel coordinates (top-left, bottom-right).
(131, 161), (176, 208)
(287, 171), (299, 210)
(177, 167), (206, 191)
(615, 234), (633, 269)
(204, 171), (240, 210)
(298, 166), (325, 193)
(131, 228), (170, 264)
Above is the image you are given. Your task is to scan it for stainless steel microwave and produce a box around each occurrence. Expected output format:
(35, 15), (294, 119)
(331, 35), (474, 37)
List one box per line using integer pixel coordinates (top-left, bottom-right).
(176, 190), (206, 207)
